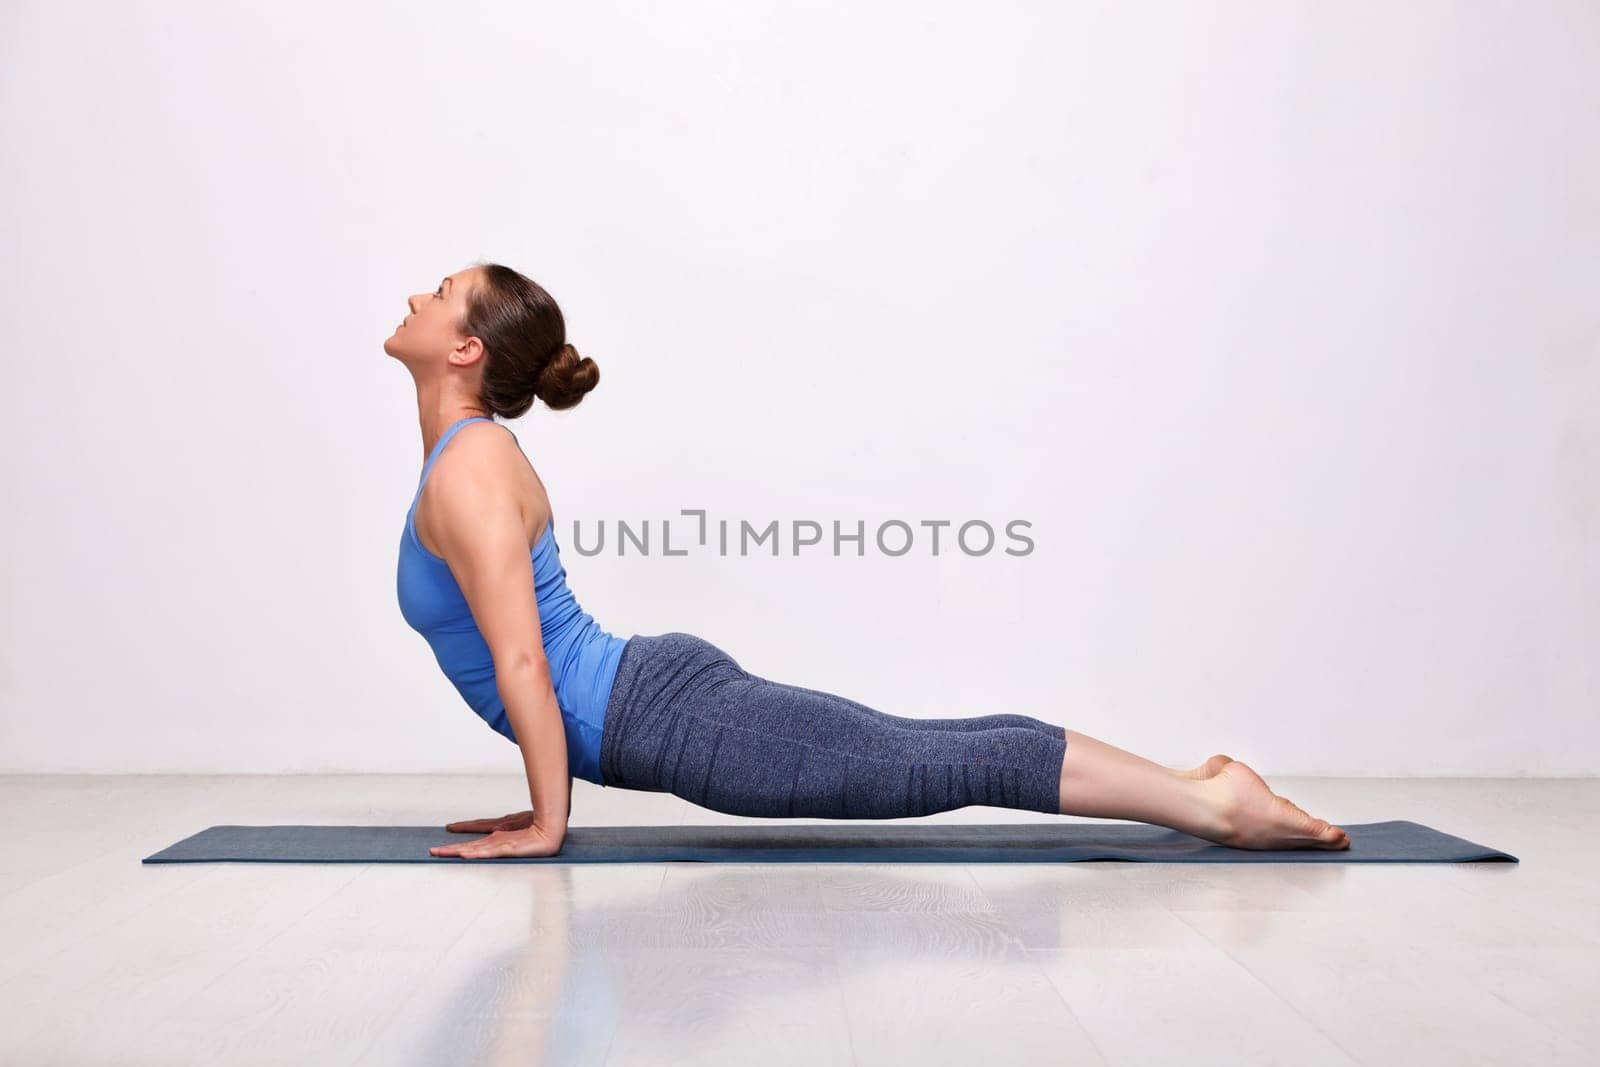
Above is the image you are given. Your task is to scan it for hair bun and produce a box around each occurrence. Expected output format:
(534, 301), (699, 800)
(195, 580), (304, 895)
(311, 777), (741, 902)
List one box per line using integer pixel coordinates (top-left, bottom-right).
(534, 343), (601, 411)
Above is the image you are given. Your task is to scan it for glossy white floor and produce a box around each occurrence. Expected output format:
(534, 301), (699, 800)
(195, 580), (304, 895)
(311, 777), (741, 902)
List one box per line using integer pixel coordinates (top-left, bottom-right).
(0, 774), (1591, 1066)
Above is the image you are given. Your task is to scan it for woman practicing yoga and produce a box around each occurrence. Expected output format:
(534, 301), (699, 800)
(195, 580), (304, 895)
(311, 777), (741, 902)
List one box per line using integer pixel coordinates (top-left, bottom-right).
(384, 262), (1351, 860)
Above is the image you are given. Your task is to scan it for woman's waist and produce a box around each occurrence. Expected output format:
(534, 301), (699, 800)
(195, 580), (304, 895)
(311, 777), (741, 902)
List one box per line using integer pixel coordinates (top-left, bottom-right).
(544, 627), (629, 726)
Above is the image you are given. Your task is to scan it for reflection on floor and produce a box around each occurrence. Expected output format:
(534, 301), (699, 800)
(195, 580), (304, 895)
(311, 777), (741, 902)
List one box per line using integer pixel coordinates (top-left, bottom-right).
(0, 775), (1591, 1065)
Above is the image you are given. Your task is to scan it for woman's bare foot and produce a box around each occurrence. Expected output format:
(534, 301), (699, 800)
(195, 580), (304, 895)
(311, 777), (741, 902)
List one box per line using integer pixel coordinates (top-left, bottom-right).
(1170, 753), (1234, 780)
(1200, 761), (1350, 850)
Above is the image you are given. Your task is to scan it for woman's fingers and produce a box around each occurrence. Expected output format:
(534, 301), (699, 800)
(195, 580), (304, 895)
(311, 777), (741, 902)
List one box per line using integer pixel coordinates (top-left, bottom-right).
(430, 841), (499, 858)
(429, 826), (562, 860)
(446, 810), (534, 834)
(494, 811), (535, 831)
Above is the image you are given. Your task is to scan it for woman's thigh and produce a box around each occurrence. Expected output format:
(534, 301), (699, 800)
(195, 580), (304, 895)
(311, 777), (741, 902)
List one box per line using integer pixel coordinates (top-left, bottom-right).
(744, 673), (1066, 739)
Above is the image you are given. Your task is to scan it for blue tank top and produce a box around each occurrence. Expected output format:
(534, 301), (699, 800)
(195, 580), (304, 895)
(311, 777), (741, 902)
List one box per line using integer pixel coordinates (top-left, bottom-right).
(396, 416), (628, 784)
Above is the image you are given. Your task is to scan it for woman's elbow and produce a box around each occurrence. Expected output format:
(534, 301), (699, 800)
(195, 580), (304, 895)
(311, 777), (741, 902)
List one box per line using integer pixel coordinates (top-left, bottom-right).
(498, 654), (552, 684)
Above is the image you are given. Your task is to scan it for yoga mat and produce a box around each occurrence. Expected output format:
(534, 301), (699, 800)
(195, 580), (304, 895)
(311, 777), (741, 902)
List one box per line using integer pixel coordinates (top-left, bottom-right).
(142, 819), (1516, 865)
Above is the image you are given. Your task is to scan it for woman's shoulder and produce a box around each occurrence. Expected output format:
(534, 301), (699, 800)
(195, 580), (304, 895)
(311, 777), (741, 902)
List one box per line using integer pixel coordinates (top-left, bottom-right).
(437, 419), (529, 472)
(419, 420), (552, 552)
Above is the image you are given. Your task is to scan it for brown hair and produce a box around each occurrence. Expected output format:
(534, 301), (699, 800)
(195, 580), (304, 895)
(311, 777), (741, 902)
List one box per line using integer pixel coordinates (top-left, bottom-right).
(460, 261), (601, 416)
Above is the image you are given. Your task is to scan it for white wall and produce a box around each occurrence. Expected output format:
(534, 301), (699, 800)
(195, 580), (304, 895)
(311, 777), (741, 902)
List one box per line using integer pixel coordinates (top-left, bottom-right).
(2, 1), (1594, 775)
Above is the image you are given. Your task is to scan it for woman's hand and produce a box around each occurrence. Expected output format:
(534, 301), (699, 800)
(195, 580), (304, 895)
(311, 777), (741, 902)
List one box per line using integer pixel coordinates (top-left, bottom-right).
(444, 810), (535, 834)
(429, 824), (564, 860)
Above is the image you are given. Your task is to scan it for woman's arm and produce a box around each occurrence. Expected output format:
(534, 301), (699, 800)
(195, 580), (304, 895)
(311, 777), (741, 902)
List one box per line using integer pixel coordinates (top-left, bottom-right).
(496, 659), (571, 835)
(420, 436), (568, 857)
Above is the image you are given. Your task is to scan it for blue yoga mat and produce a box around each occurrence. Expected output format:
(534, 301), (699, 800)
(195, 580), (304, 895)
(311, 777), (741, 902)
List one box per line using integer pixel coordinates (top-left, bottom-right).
(141, 819), (1516, 864)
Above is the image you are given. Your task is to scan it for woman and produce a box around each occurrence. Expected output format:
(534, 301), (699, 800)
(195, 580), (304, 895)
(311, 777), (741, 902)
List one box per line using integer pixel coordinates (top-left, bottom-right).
(384, 262), (1351, 860)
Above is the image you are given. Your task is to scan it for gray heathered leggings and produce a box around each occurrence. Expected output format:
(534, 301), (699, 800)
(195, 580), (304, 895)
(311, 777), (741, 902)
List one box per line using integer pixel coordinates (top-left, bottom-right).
(598, 631), (1068, 818)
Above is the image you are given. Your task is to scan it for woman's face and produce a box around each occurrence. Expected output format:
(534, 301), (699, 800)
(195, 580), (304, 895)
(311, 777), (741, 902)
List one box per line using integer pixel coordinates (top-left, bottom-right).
(383, 269), (476, 365)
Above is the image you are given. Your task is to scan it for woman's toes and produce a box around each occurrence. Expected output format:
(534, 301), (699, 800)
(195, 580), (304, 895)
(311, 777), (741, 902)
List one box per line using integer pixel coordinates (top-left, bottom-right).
(1285, 802), (1349, 848)
(1313, 824), (1351, 849)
